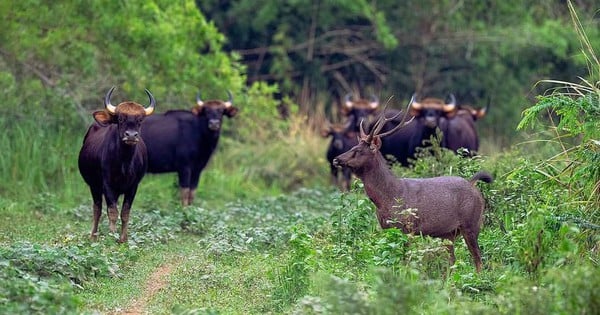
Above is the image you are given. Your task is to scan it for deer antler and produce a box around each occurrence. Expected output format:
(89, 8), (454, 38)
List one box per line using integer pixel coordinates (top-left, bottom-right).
(360, 95), (415, 142)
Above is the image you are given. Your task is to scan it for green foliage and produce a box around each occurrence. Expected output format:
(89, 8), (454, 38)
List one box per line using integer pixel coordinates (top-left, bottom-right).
(272, 225), (315, 307)
(0, 263), (81, 315)
(494, 263), (600, 314)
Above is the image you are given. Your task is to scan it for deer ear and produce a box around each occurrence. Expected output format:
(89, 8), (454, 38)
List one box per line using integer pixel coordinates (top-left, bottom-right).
(371, 136), (382, 151)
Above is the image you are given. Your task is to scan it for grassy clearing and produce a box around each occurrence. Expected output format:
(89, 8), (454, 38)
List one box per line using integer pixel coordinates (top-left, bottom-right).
(1, 76), (599, 315)
(1, 154), (599, 314)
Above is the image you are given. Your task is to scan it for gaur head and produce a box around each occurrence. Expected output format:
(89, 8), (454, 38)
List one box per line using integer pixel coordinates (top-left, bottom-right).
(342, 93), (379, 132)
(410, 94), (456, 128)
(457, 99), (489, 122)
(192, 90), (239, 131)
(93, 86), (156, 145)
(321, 122), (357, 151)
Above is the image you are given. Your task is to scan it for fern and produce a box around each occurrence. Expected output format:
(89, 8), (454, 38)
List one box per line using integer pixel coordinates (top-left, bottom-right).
(517, 0), (600, 209)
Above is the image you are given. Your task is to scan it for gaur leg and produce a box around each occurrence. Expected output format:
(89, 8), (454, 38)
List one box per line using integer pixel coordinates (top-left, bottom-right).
(90, 186), (103, 240)
(330, 165), (339, 187)
(103, 184), (119, 233)
(342, 167), (352, 191)
(178, 167), (192, 206)
(188, 167), (204, 206)
(179, 188), (191, 206)
(187, 188), (196, 206)
(119, 187), (138, 243)
(462, 229), (483, 273)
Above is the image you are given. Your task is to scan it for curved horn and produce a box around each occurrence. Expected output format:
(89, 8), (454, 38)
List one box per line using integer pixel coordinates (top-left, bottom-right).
(196, 91), (204, 107)
(443, 93), (457, 112)
(410, 93), (422, 110)
(369, 94), (379, 109)
(224, 90), (233, 108)
(344, 93), (353, 108)
(144, 89), (156, 115)
(104, 86), (117, 114)
(478, 96), (491, 118)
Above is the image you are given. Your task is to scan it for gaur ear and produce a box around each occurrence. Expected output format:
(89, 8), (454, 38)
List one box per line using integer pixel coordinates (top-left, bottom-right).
(191, 106), (204, 116)
(445, 110), (457, 119)
(93, 110), (114, 126)
(475, 108), (486, 120)
(225, 106), (239, 118)
(341, 106), (351, 116)
(371, 136), (382, 151)
(320, 126), (332, 138)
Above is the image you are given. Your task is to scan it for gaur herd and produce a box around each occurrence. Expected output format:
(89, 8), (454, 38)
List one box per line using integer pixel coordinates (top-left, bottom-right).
(79, 87), (492, 271)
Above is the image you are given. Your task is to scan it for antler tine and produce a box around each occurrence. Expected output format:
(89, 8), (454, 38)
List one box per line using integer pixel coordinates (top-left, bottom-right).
(363, 96), (398, 141)
(367, 101), (392, 140)
(376, 95), (416, 138)
(359, 118), (368, 137)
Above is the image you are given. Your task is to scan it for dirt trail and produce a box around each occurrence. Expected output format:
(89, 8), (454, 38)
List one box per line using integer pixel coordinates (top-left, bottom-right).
(120, 262), (176, 315)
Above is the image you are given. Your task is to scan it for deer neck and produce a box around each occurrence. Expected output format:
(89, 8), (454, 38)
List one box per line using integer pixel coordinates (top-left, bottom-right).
(357, 154), (402, 227)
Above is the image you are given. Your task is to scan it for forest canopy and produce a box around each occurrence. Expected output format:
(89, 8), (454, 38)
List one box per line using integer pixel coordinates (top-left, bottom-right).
(198, 0), (600, 143)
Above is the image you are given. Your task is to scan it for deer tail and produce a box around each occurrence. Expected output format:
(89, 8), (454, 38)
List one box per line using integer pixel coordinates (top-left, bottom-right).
(469, 171), (493, 185)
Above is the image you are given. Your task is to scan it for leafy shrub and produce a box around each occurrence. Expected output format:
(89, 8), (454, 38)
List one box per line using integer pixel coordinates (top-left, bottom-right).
(0, 242), (122, 285)
(371, 228), (410, 268)
(495, 262), (600, 315)
(0, 263), (81, 315)
(272, 225), (315, 307)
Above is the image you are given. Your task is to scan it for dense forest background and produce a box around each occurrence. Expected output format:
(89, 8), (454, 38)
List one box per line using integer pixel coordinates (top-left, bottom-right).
(198, 0), (599, 144)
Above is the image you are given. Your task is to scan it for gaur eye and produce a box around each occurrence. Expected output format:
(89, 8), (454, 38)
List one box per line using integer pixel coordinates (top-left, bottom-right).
(118, 116), (125, 123)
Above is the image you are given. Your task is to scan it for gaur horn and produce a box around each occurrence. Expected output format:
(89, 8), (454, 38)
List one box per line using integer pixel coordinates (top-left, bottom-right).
(224, 90), (233, 107)
(369, 94), (379, 109)
(410, 93), (422, 110)
(196, 91), (204, 107)
(144, 89), (156, 115)
(443, 94), (457, 112)
(104, 86), (117, 114)
(344, 93), (353, 108)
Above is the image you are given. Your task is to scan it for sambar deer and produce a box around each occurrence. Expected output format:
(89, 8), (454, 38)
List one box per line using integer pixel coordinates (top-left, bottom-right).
(333, 97), (493, 272)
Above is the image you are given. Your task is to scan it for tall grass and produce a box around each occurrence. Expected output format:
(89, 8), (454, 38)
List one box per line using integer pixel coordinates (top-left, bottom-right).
(0, 118), (87, 206)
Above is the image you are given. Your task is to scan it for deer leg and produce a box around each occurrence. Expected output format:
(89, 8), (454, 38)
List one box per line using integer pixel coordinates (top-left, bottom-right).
(441, 232), (458, 267)
(462, 230), (483, 273)
(446, 243), (456, 266)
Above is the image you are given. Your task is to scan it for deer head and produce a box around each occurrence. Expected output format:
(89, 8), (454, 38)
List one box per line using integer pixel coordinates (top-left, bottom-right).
(333, 96), (414, 174)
